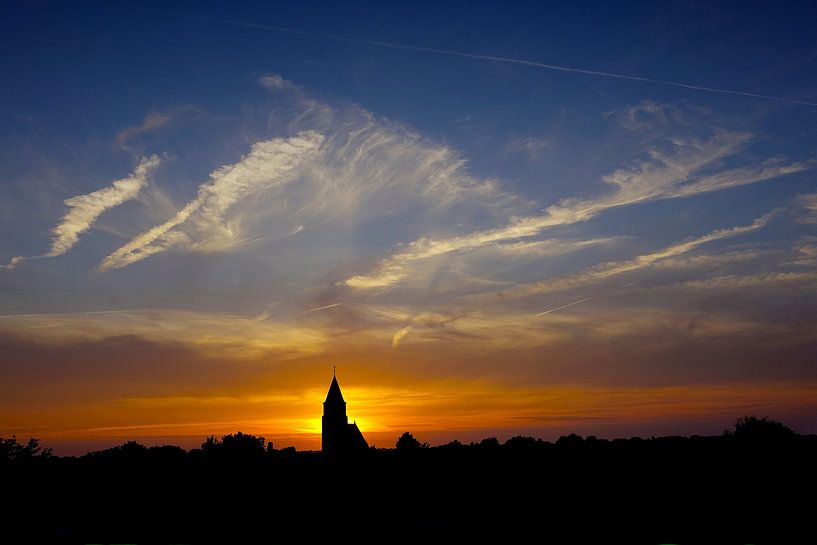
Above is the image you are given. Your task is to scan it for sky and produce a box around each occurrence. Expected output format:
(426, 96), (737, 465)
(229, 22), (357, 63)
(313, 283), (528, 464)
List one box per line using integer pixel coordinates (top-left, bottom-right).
(1, 1), (817, 454)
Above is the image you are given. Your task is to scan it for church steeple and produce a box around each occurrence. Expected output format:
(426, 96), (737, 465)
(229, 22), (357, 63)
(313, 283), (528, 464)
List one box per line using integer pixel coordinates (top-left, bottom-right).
(324, 374), (346, 406)
(321, 369), (367, 454)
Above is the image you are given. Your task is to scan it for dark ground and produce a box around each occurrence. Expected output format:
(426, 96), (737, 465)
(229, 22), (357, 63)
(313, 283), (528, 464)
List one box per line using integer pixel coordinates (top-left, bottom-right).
(4, 425), (816, 544)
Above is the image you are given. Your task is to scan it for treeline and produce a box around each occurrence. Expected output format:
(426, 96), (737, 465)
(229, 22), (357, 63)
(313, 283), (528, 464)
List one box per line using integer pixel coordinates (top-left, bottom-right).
(3, 417), (816, 543)
(3, 416), (808, 464)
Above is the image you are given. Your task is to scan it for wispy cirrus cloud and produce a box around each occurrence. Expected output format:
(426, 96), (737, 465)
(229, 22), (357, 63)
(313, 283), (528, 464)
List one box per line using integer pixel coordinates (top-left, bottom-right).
(116, 108), (195, 147)
(391, 325), (412, 348)
(349, 300), (812, 359)
(344, 129), (807, 290)
(345, 236), (618, 290)
(277, 80), (517, 218)
(505, 136), (550, 159)
(0, 256), (25, 270)
(798, 192), (817, 223)
(49, 156), (162, 258)
(467, 212), (775, 301)
(1, 155), (161, 269)
(99, 132), (323, 271)
(660, 157), (811, 199)
(258, 74), (297, 91)
(99, 75), (520, 273)
(0, 308), (327, 359)
(330, 227), (815, 361)
(608, 99), (677, 131)
(667, 270), (817, 292)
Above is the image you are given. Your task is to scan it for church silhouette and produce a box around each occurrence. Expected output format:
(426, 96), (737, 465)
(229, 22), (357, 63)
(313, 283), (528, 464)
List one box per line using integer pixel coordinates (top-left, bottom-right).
(322, 371), (368, 453)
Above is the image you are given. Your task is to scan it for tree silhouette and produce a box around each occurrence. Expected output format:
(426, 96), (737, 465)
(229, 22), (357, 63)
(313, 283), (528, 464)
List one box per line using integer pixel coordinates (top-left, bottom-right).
(396, 431), (428, 450)
(201, 432), (267, 456)
(556, 433), (584, 448)
(478, 437), (500, 449)
(0, 436), (52, 462)
(82, 440), (149, 462)
(3, 416), (815, 543)
(503, 435), (543, 450)
(201, 434), (219, 451)
(118, 440), (149, 454)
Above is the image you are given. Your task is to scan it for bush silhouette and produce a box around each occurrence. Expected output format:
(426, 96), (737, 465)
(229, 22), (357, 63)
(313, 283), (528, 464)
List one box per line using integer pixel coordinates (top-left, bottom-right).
(731, 416), (795, 440)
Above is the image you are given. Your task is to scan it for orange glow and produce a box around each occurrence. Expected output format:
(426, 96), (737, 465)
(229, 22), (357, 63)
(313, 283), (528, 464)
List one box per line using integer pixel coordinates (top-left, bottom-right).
(3, 308), (817, 455)
(5, 376), (817, 455)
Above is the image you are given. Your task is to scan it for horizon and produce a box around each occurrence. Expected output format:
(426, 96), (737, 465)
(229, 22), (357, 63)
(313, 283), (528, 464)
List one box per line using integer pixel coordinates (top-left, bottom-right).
(2, 1), (817, 456)
(17, 409), (805, 458)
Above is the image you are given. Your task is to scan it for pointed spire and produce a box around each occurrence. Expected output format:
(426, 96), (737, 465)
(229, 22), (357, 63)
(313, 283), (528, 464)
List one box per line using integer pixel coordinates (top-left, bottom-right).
(324, 372), (345, 405)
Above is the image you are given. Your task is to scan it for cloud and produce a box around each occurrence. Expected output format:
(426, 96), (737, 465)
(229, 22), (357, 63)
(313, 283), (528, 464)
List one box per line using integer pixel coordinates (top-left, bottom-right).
(665, 157), (812, 198)
(333, 231), (813, 362)
(649, 248), (768, 272)
(258, 74), (296, 90)
(344, 130), (806, 290)
(666, 270), (817, 292)
(284, 99), (515, 217)
(99, 132), (323, 271)
(391, 325), (412, 348)
(468, 212), (775, 301)
(798, 192), (817, 223)
(100, 80), (519, 273)
(0, 256), (25, 270)
(344, 235), (616, 290)
(116, 106), (198, 147)
(609, 100), (675, 131)
(505, 136), (550, 159)
(47, 155), (161, 258)
(792, 242), (817, 265)
(6, 66), (817, 449)
(0, 308), (327, 359)
(489, 237), (621, 256)
(3, 155), (155, 269)
(594, 130), (751, 206)
(350, 301), (810, 360)
(571, 213), (773, 278)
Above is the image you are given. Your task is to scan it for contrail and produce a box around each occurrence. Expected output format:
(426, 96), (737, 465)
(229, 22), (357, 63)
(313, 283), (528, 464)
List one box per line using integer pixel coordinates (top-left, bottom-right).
(144, 7), (817, 107)
(303, 302), (342, 313)
(534, 297), (591, 317)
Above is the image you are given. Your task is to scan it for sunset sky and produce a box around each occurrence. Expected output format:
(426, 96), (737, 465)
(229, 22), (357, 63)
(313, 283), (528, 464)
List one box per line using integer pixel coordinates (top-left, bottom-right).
(2, 1), (817, 454)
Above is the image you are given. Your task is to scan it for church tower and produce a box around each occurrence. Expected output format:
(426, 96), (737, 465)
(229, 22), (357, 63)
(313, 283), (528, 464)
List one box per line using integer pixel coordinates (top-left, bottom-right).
(322, 370), (368, 454)
(322, 372), (347, 453)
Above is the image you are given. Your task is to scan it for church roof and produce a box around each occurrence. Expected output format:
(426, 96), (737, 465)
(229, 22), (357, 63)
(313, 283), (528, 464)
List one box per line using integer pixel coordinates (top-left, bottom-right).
(324, 375), (346, 404)
(347, 422), (369, 449)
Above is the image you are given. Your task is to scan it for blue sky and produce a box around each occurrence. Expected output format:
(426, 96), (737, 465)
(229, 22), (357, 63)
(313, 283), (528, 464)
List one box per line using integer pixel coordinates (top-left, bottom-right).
(1, 1), (817, 452)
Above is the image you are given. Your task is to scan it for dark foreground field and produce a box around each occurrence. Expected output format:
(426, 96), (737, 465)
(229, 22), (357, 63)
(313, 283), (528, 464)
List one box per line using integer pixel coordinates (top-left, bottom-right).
(4, 423), (816, 544)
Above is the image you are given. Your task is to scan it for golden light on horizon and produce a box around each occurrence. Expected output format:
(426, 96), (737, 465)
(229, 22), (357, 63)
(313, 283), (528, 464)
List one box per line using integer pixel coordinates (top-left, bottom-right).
(5, 373), (817, 455)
